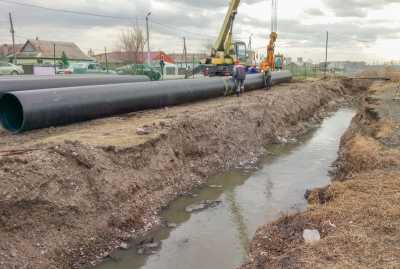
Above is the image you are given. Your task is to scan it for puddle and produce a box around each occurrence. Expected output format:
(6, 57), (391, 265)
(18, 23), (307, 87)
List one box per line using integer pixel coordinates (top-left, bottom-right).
(95, 108), (355, 269)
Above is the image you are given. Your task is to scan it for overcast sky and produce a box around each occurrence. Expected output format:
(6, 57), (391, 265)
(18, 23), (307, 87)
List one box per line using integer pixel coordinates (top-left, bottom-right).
(0, 0), (399, 63)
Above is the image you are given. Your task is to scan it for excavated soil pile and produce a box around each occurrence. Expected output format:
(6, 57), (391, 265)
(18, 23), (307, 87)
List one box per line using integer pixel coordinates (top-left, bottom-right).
(0, 79), (365, 269)
(240, 80), (400, 269)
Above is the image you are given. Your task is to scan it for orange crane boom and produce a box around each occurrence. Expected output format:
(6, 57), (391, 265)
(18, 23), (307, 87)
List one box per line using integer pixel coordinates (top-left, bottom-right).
(260, 0), (278, 72)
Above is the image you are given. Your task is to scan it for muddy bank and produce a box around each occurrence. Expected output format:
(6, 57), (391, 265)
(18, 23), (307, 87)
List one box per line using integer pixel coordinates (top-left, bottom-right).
(240, 80), (400, 269)
(0, 79), (364, 269)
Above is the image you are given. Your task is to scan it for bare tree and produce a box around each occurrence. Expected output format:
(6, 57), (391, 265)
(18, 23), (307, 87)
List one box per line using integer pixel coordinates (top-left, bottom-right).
(117, 24), (146, 64)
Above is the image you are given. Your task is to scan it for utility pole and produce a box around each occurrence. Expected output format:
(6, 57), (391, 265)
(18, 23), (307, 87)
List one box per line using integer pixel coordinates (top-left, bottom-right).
(325, 31), (329, 78)
(8, 12), (16, 64)
(146, 12), (152, 66)
(53, 43), (56, 74)
(104, 47), (109, 73)
(183, 37), (187, 69)
(192, 55), (195, 79)
(248, 33), (253, 65)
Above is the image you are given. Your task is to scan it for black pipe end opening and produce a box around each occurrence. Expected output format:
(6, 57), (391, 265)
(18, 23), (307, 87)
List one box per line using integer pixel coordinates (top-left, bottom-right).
(0, 94), (24, 133)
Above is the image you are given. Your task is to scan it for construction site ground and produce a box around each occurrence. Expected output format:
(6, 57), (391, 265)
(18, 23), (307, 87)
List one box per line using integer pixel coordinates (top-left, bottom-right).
(240, 80), (400, 269)
(0, 78), (370, 269)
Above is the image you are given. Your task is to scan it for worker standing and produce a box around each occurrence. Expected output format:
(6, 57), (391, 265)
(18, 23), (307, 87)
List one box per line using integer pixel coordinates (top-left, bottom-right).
(233, 60), (246, 96)
(275, 56), (282, 70)
(160, 56), (165, 80)
(265, 69), (272, 90)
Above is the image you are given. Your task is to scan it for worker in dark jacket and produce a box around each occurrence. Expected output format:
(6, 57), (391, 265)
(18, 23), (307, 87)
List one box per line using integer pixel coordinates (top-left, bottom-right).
(265, 69), (272, 90)
(233, 60), (246, 96)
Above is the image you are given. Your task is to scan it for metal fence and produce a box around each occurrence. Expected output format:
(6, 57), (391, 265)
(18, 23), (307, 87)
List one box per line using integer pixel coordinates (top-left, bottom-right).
(287, 64), (323, 79)
(286, 63), (350, 79)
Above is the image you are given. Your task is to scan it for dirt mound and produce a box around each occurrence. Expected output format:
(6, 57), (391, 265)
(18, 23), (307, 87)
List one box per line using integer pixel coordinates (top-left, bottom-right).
(0, 79), (362, 268)
(336, 134), (400, 177)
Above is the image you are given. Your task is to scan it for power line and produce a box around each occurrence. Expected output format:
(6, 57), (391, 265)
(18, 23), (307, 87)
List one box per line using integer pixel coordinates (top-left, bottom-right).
(0, 0), (262, 52)
(0, 0), (217, 39)
(0, 0), (135, 20)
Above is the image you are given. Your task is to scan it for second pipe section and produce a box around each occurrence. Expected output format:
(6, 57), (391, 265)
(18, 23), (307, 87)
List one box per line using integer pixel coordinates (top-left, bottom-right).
(0, 72), (292, 133)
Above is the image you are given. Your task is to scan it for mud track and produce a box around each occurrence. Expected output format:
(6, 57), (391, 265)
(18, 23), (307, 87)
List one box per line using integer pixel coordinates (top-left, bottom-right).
(0, 79), (366, 268)
(240, 80), (400, 269)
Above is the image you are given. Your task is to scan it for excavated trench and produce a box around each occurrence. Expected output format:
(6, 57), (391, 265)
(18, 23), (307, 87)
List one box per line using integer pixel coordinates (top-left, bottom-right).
(94, 108), (355, 269)
(0, 78), (370, 269)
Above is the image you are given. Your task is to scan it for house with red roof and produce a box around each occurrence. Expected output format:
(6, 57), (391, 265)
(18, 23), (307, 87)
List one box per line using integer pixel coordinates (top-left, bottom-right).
(16, 39), (92, 65)
(94, 50), (175, 65)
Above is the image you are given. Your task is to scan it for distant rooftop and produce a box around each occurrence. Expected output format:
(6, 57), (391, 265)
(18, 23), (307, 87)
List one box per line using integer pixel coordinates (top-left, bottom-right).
(18, 39), (91, 60)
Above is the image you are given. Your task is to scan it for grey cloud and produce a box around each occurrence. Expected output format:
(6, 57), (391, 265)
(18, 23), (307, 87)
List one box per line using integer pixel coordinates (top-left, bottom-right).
(0, 0), (223, 52)
(304, 8), (325, 16)
(167, 0), (264, 8)
(0, 0), (151, 28)
(237, 15), (400, 49)
(323, 0), (400, 17)
(0, 0), (223, 34)
(0, 0), (259, 43)
(0, 0), (398, 61)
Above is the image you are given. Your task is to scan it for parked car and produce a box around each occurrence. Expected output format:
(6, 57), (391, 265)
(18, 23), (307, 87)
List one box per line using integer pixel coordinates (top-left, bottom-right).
(0, 62), (24, 75)
(116, 64), (161, 81)
(63, 62), (115, 75)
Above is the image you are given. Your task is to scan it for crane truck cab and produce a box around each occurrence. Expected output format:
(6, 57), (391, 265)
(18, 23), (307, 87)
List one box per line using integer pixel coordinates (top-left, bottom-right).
(202, 0), (253, 77)
(235, 41), (248, 63)
(206, 40), (248, 76)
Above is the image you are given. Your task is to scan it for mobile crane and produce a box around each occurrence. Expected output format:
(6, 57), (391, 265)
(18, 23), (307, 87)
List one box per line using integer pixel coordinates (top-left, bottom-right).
(205, 0), (249, 76)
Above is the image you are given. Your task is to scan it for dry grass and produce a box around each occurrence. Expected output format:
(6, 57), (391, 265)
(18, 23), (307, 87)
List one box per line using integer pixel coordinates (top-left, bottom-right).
(358, 70), (382, 78)
(358, 67), (400, 82)
(295, 170), (400, 269)
(339, 134), (400, 174)
(367, 81), (393, 94)
(384, 67), (400, 82)
(373, 119), (395, 139)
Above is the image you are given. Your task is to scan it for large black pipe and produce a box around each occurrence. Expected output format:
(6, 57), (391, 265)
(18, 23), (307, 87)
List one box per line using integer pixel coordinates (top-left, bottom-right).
(0, 72), (292, 133)
(0, 75), (150, 95)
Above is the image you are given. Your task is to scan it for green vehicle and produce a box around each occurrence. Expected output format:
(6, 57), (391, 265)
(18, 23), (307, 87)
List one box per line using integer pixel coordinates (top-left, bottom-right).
(0, 62), (24, 75)
(116, 64), (161, 81)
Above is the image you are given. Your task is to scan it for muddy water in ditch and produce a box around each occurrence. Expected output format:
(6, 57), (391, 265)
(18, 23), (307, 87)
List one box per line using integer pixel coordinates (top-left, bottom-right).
(96, 109), (355, 269)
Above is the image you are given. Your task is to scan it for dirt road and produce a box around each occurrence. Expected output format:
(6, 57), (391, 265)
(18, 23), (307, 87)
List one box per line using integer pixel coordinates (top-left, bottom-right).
(0, 79), (366, 268)
(240, 80), (400, 269)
